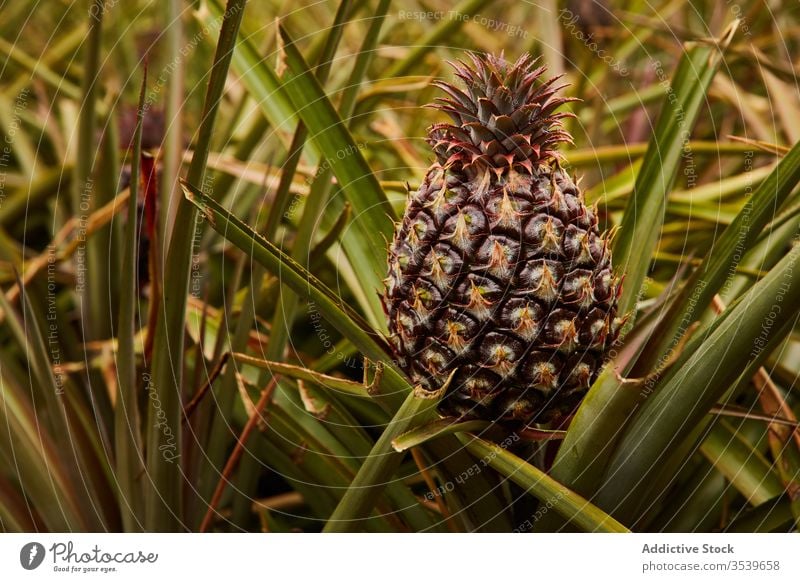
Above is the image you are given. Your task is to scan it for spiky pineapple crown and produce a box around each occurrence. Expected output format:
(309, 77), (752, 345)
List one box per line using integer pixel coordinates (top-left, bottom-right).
(428, 53), (575, 174)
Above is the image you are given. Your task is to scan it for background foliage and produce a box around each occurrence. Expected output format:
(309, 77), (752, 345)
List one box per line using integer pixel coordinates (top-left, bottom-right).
(0, 0), (799, 532)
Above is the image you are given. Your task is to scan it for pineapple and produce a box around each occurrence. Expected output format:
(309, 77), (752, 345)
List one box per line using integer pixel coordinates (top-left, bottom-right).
(382, 53), (621, 427)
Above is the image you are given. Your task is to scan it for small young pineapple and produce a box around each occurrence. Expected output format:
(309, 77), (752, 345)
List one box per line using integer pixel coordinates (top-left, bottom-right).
(382, 53), (622, 427)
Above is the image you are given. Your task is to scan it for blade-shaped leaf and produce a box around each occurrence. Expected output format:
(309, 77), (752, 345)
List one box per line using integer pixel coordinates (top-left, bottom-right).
(145, 0), (247, 531)
(204, 0), (298, 150)
(114, 70), (146, 531)
(0, 371), (87, 531)
(614, 24), (737, 318)
(634, 138), (800, 373)
(700, 421), (784, 506)
(598, 243), (800, 521)
(458, 434), (630, 533)
(181, 179), (410, 403)
(278, 25), (395, 322)
(392, 419), (494, 451)
(324, 384), (445, 532)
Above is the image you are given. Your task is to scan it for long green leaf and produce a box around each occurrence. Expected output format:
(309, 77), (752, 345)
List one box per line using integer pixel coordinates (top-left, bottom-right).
(159, 0), (185, 243)
(114, 71), (146, 532)
(75, 0), (106, 343)
(2, 284), (116, 531)
(324, 385), (443, 532)
(145, 0), (247, 531)
(634, 138), (800, 373)
(700, 421), (784, 506)
(725, 495), (796, 532)
(278, 25), (394, 322)
(180, 179), (411, 403)
(267, 381), (438, 532)
(0, 289), (92, 530)
(204, 0), (297, 149)
(392, 419), (494, 451)
(231, 353), (370, 400)
(598, 243), (800, 521)
(614, 24), (736, 318)
(653, 462), (727, 532)
(0, 373), (86, 531)
(228, 0), (359, 528)
(538, 369), (642, 509)
(384, 0), (494, 78)
(459, 435), (630, 533)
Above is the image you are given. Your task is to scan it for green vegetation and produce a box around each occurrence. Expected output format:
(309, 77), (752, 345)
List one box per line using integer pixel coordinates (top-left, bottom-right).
(0, 0), (798, 532)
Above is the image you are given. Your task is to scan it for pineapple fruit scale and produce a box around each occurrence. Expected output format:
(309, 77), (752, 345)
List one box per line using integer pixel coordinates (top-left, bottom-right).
(382, 53), (622, 427)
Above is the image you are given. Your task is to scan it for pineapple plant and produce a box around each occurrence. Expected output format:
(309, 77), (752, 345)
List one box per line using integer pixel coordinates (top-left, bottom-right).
(383, 53), (621, 426)
(2, 0), (800, 537)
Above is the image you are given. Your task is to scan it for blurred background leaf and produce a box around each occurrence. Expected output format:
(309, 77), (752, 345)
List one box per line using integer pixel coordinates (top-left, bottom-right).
(1, 0), (799, 533)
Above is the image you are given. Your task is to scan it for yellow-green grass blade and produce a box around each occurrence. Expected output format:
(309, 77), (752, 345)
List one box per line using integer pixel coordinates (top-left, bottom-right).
(0, 287), (69, 440)
(226, 0), (359, 528)
(665, 201), (740, 224)
(1, 22), (84, 99)
(0, 36), (81, 100)
(265, 0), (383, 366)
(759, 199), (800, 245)
(725, 494), (796, 533)
(2, 280), (118, 530)
(0, 94), (36, 176)
(699, 421), (784, 506)
(204, 0), (298, 151)
(256, 0), (359, 383)
(0, 166), (68, 228)
(74, 0), (103, 333)
(392, 419), (494, 451)
(567, 141), (761, 168)
(231, 353), (371, 400)
(74, 2), (115, 443)
(3, 281), (119, 529)
(159, 0), (184, 243)
(531, 0), (564, 78)
(114, 71), (146, 532)
(715, 206), (800, 318)
(598, 243), (800, 522)
(180, 179), (411, 404)
(278, 24), (394, 323)
(670, 164), (776, 203)
(273, 0), (391, 331)
(260, 0), (355, 242)
(323, 385), (444, 532)
(92, 108), (123, 332)
(0, 287), (102, 530)
(145, 0), (247, 531)
(614, 23), (736, 318)
(383, 0), (494, 78)
(459, 434), (630, 533)
(0, 372), (87, 531)
(634, 138), (800, 373)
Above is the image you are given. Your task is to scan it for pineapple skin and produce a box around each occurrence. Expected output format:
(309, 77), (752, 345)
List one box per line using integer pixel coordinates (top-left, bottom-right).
(382, 54), (621, 427)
